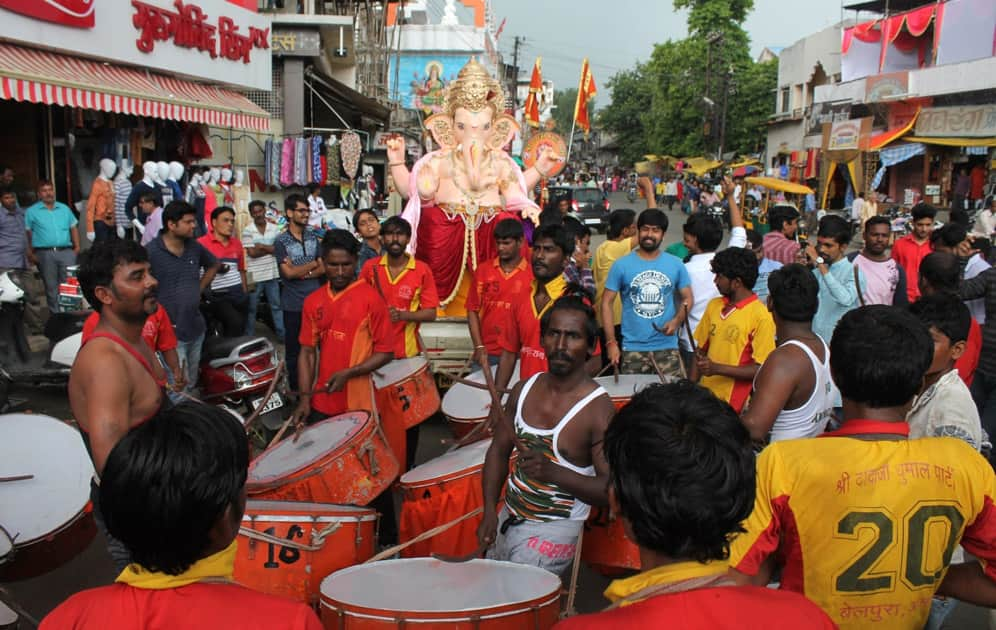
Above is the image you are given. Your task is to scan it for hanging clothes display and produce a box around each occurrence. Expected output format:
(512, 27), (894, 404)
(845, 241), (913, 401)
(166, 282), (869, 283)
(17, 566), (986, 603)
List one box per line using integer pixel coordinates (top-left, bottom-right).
(340, 131), (362, 181)
(264, 139), (274, 186)
(326, 136), (341, 186)
(293, 138), (309, 186)
(311, 136), (323, 185)
(280, 138), (295, 186)
(113, 176), (132, 229)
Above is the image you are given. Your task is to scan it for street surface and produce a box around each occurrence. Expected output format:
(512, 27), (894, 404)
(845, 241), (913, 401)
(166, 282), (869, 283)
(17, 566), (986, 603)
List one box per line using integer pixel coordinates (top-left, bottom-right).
(2, 191), (988, 627)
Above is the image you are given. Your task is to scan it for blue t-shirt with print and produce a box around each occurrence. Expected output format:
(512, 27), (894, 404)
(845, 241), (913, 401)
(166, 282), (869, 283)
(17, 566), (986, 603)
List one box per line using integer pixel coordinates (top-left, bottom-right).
(605, 250), (691, 351)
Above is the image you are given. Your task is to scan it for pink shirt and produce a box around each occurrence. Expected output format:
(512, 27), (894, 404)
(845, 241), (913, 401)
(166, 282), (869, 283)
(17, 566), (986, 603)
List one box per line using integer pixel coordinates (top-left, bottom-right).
(852, 254), (901, 305)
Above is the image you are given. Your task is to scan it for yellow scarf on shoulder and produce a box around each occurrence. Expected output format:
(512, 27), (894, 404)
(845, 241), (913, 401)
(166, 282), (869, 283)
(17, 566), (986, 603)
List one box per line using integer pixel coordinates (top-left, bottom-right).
(115, 539), (237, 590)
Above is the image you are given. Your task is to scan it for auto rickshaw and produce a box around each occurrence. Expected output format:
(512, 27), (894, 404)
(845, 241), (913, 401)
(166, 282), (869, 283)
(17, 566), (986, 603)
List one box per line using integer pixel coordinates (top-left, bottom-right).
(743, 176), (816, 239)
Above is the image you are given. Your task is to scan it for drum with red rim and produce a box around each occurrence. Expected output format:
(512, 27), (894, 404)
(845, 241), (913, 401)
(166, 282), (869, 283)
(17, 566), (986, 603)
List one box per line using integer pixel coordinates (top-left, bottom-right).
(235, 500), (378, 605)
(319, 558), (561, 629)
(398, 439), (491, 558)
(441, 363), (519, 438)
(247, 411), (399, 506)
(582, 506), (641, 575)
(372, 358), (440, 430)
(595, 374), (665, 410)
(0, 413), (96, 580)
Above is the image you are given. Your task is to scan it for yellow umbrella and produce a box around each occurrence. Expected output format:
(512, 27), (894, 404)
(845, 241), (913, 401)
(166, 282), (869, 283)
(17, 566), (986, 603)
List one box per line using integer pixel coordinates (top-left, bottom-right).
(745, 176), (814, 195)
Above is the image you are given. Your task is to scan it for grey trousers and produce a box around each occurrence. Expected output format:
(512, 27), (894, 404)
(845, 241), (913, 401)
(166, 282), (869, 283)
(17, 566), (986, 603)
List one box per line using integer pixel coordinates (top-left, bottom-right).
(35, 248), (76, 313)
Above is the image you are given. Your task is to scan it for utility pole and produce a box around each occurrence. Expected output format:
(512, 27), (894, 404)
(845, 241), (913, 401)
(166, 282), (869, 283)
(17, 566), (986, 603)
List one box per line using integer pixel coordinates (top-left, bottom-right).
(511, 36), (523, 111)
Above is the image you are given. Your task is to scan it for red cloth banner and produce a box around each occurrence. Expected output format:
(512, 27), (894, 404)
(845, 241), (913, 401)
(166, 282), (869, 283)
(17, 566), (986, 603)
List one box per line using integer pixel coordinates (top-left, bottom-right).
(574, 58), (597, 139)
(523, 58), (543, 128)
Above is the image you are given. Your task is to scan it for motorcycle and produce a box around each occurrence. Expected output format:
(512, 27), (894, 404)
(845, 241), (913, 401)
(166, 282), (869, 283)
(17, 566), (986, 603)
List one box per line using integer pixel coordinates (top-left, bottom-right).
(626, 182), (638, 203)
(0, 271), (86, 412)
(706, 203), (729, 229)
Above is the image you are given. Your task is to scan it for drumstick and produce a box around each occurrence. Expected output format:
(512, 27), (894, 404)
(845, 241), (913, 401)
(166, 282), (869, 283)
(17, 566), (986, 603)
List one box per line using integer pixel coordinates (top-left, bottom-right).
(479, 361), (525, 452)
(437, 372), (511, 396)
(682, 303), (697, 355)
(0, 474), (33, 483)
(242, 360), (284, 434)
(364, 507), (484, 563)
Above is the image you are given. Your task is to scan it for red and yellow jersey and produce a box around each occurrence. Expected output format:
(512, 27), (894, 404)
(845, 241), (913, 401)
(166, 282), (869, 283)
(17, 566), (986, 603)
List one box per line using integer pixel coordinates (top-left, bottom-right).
(465, 256), (533, 356)
(82, 308), (177, 353)
(730, 419), (996, 630)
(360, 254), (439, 359)
(39, 582), (322, 630)
(299, 281), (394, 416)
(693, 294), (775, 412)
(499, 274), (567, 380)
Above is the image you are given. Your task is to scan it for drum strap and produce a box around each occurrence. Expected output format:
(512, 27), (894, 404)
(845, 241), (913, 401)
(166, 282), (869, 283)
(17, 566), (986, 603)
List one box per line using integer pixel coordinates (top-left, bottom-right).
(602, 572), (737, 611)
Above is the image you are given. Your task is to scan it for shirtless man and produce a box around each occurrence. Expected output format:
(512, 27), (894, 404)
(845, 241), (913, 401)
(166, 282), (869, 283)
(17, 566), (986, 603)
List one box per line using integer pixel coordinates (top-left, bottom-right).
(478, 292), (615, 576)
(71, 239), (170, 570)
(740, 264), (833, 445)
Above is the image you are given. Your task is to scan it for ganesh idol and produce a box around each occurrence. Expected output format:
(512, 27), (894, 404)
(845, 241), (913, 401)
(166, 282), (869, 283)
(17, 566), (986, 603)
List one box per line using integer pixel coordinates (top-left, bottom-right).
(386, 58), (562, 315)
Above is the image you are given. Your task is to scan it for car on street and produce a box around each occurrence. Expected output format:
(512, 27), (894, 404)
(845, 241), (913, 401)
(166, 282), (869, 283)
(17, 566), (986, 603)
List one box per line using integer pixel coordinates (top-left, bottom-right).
(547, 186), (610, 232)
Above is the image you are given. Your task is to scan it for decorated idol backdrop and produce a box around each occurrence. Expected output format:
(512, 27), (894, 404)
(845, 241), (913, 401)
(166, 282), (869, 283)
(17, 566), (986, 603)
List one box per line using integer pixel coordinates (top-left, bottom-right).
(389, 55), (475, 115)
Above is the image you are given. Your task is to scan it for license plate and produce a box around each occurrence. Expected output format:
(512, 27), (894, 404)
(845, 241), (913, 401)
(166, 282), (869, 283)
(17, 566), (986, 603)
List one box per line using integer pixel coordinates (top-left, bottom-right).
(584, 218), (601, 225)
(251, 393), (284, 415)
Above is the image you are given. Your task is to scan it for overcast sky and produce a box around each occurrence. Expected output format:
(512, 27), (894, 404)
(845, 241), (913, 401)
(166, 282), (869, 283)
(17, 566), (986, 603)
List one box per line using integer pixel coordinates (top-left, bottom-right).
(491, 0), (846, 98)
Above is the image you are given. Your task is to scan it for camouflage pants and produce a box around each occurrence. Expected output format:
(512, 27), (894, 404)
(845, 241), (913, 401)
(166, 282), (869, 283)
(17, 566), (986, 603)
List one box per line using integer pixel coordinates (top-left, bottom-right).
(621, 349), (685, 378)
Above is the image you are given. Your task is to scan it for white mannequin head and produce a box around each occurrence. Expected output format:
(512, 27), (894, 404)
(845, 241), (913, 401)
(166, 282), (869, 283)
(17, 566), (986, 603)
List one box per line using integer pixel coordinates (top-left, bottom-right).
(155, 161), (169, 184)
(98, 158), (116, 180)
(117, 159), (134, 180)
(189, 170), (202, 186)
(208, 168), (221, 184)
(220, 167), (233, 184)
(234, 170), (244, 186)
(142, 161), (157, 184)
(167, 161), (184, 182)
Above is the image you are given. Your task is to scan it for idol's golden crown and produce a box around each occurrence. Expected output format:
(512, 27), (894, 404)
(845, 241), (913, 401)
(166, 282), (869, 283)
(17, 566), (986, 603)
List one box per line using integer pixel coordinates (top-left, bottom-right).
(444, 58), (505, 117)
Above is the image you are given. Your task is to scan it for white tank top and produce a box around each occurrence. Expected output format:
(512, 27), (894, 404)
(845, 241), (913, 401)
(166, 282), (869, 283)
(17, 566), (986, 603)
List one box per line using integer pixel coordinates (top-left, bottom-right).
(764, 339), (834, 443)
(504, 373), (606, 522)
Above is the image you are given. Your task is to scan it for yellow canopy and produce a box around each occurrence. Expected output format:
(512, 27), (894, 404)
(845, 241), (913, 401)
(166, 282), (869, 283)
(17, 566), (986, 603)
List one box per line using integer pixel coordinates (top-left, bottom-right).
(904, 136), (996, 147)
(746, 176), (815, 195)
(728, 157), (762, 169)
(683, 157), (723, 176)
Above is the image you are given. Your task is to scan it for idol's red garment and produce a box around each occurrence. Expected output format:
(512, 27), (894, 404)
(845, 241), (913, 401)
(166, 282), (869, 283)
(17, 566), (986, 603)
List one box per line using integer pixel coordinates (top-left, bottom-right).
(413, 204), (521, 305)
(39, 582), (322, 630)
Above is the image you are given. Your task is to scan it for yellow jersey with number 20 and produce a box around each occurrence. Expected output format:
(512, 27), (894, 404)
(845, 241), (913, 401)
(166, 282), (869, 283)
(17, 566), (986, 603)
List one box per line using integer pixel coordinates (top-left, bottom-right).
(730, 419), (996, 630)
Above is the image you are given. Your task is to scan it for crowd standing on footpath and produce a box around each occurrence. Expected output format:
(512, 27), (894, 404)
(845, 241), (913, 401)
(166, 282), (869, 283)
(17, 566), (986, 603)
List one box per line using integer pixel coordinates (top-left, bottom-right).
(5, 157), (994, 630)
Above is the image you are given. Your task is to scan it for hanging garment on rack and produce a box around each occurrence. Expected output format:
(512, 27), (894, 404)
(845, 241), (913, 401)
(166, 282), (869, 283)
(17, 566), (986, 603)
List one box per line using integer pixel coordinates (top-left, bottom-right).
(280, 138), (295, 186)
(311, 136), (322, 185)
(319, 154), (327, 186)
(340, 131), (361, 181)
(294, 138), (309, 186)
(201, 183), (218, 234)
(167, 179), (183, 204)
(268, 139), (282, 187)
(159, 183), (174, 206)
(326, 139), (341, 186)
(264, 139), (274, 186)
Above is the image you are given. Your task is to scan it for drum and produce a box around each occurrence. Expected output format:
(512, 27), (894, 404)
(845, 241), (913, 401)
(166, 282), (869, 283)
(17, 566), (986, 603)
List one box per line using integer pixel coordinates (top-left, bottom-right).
(582, 506), (640, 575)
(0, 413), (97, 580)
(319, 558), (561, 629)
(441, 363), (520, 439)
(235, 500), (378, 605)
(0, 526), (12, 565)
(595, 374), (664, 410)
(398, 439), (491, 558)
(247, 411), (399, 506)
(372, 358), (440, 430)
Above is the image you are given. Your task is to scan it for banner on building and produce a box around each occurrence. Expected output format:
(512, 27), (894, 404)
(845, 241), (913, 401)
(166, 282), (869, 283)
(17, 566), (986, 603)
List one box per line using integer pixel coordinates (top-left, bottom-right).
(915, 105), (996, 138)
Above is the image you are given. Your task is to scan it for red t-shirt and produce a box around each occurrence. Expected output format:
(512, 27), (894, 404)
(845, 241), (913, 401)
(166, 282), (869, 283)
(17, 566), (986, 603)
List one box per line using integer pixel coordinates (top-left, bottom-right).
(957, 317), (983, 387)
(82, 308), (177, 352)
(360, 254), (440, 359)
(465, 256), (533, 356)
(299, 281), (394, 416)
(554, 586), (835, 630)
(39, 582), (322, 630)
(198, 233), (245, 293)
(891, 234), (932, 302)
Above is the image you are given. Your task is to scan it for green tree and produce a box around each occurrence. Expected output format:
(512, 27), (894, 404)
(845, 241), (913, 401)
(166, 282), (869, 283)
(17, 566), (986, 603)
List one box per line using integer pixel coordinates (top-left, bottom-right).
(550, 87), (578, 136)
(597, 65), (652, 166)
(726, 58), (777, 155)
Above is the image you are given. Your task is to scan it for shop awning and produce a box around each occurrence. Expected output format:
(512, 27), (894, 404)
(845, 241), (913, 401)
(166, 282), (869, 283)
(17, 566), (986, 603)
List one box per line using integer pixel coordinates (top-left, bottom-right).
(904, 136), (996, 147)
(0, 43), (269, 131)
(870, 109), (920, 150)
(745, 176), (815, 195)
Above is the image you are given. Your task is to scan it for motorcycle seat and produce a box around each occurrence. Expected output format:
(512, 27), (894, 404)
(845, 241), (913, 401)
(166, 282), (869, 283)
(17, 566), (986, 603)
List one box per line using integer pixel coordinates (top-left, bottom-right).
(201, 335), (266, 362)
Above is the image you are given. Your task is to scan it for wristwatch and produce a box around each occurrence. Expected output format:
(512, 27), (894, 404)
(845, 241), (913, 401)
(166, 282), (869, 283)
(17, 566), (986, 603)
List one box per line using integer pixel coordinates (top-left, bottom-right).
(815, 256), (825, 265)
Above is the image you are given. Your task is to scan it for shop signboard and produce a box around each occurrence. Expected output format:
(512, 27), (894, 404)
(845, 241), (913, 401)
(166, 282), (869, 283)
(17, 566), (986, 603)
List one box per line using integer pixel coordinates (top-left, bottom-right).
(827, 119), (862, 151)
(915, 105), (996, 138)
(271, 28), (320, 57)
(866, 72), (908, 102)
(807, 102), (851, 136)
(0, 0), (271, 90)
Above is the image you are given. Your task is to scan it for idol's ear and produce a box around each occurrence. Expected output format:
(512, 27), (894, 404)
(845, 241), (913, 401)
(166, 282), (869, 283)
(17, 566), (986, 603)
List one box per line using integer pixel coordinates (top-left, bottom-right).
(487, 114), (518, 151)
(424, 114), (456, 149)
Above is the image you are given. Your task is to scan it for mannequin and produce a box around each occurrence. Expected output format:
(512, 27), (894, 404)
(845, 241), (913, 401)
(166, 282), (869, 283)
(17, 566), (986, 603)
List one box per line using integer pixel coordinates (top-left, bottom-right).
(155, 161), (173, 205)
(186, 168), (207, 236)
(86, 158), (117, 242)
(124, 161), (162, 226)
(232, 169), (251, 238)
(166, 161), (185, 205)
(202, 168), (221, 235)
(113, 159), (133, 238)
(219, 167), (234, 206)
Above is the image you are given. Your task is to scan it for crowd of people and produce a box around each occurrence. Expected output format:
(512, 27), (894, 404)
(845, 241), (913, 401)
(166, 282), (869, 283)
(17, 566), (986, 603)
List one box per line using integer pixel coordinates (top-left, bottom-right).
(24, 163), (996, 629)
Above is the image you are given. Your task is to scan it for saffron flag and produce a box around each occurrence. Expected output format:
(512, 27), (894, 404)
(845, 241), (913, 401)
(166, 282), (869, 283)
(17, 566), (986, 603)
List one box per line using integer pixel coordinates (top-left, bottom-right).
(523, 57), (543, 128)
(574, 59), (597, 139)
(495, 17), (507, 41)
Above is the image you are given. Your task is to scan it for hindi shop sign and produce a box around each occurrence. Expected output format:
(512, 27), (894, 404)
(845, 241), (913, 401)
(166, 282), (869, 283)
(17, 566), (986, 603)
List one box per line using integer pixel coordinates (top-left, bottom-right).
(0, 0), (271, 90)
(915, 106), (996, 138)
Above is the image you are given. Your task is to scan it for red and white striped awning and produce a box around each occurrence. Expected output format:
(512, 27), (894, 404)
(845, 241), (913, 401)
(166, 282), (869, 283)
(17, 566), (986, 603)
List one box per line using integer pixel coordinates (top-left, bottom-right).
(0, 42), (269, 131)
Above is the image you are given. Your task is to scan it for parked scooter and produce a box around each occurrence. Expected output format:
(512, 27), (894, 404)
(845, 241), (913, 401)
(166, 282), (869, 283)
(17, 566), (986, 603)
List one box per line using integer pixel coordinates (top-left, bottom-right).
(0, 272), (86, 411)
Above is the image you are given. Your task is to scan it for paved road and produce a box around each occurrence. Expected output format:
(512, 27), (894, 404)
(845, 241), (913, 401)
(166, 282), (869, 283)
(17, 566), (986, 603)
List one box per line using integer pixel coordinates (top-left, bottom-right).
(2, 191), (989, 627)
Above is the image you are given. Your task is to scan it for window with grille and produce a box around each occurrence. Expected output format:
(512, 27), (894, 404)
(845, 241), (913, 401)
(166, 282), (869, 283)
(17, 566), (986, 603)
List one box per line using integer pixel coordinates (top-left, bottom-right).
(247, 59), (284, 118)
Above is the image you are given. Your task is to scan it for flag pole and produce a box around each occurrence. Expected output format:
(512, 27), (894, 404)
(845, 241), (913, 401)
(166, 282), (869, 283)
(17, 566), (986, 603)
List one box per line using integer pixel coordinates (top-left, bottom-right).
(566, 117), (577, 165)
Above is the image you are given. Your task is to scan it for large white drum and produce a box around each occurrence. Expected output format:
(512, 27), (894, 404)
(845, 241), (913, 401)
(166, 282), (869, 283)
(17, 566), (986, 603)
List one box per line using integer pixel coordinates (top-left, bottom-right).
(0, 413), (96, 579)
(319, 558), (562, 629)
(441, 363), (520, 439)
(595, 374), (667, 410)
